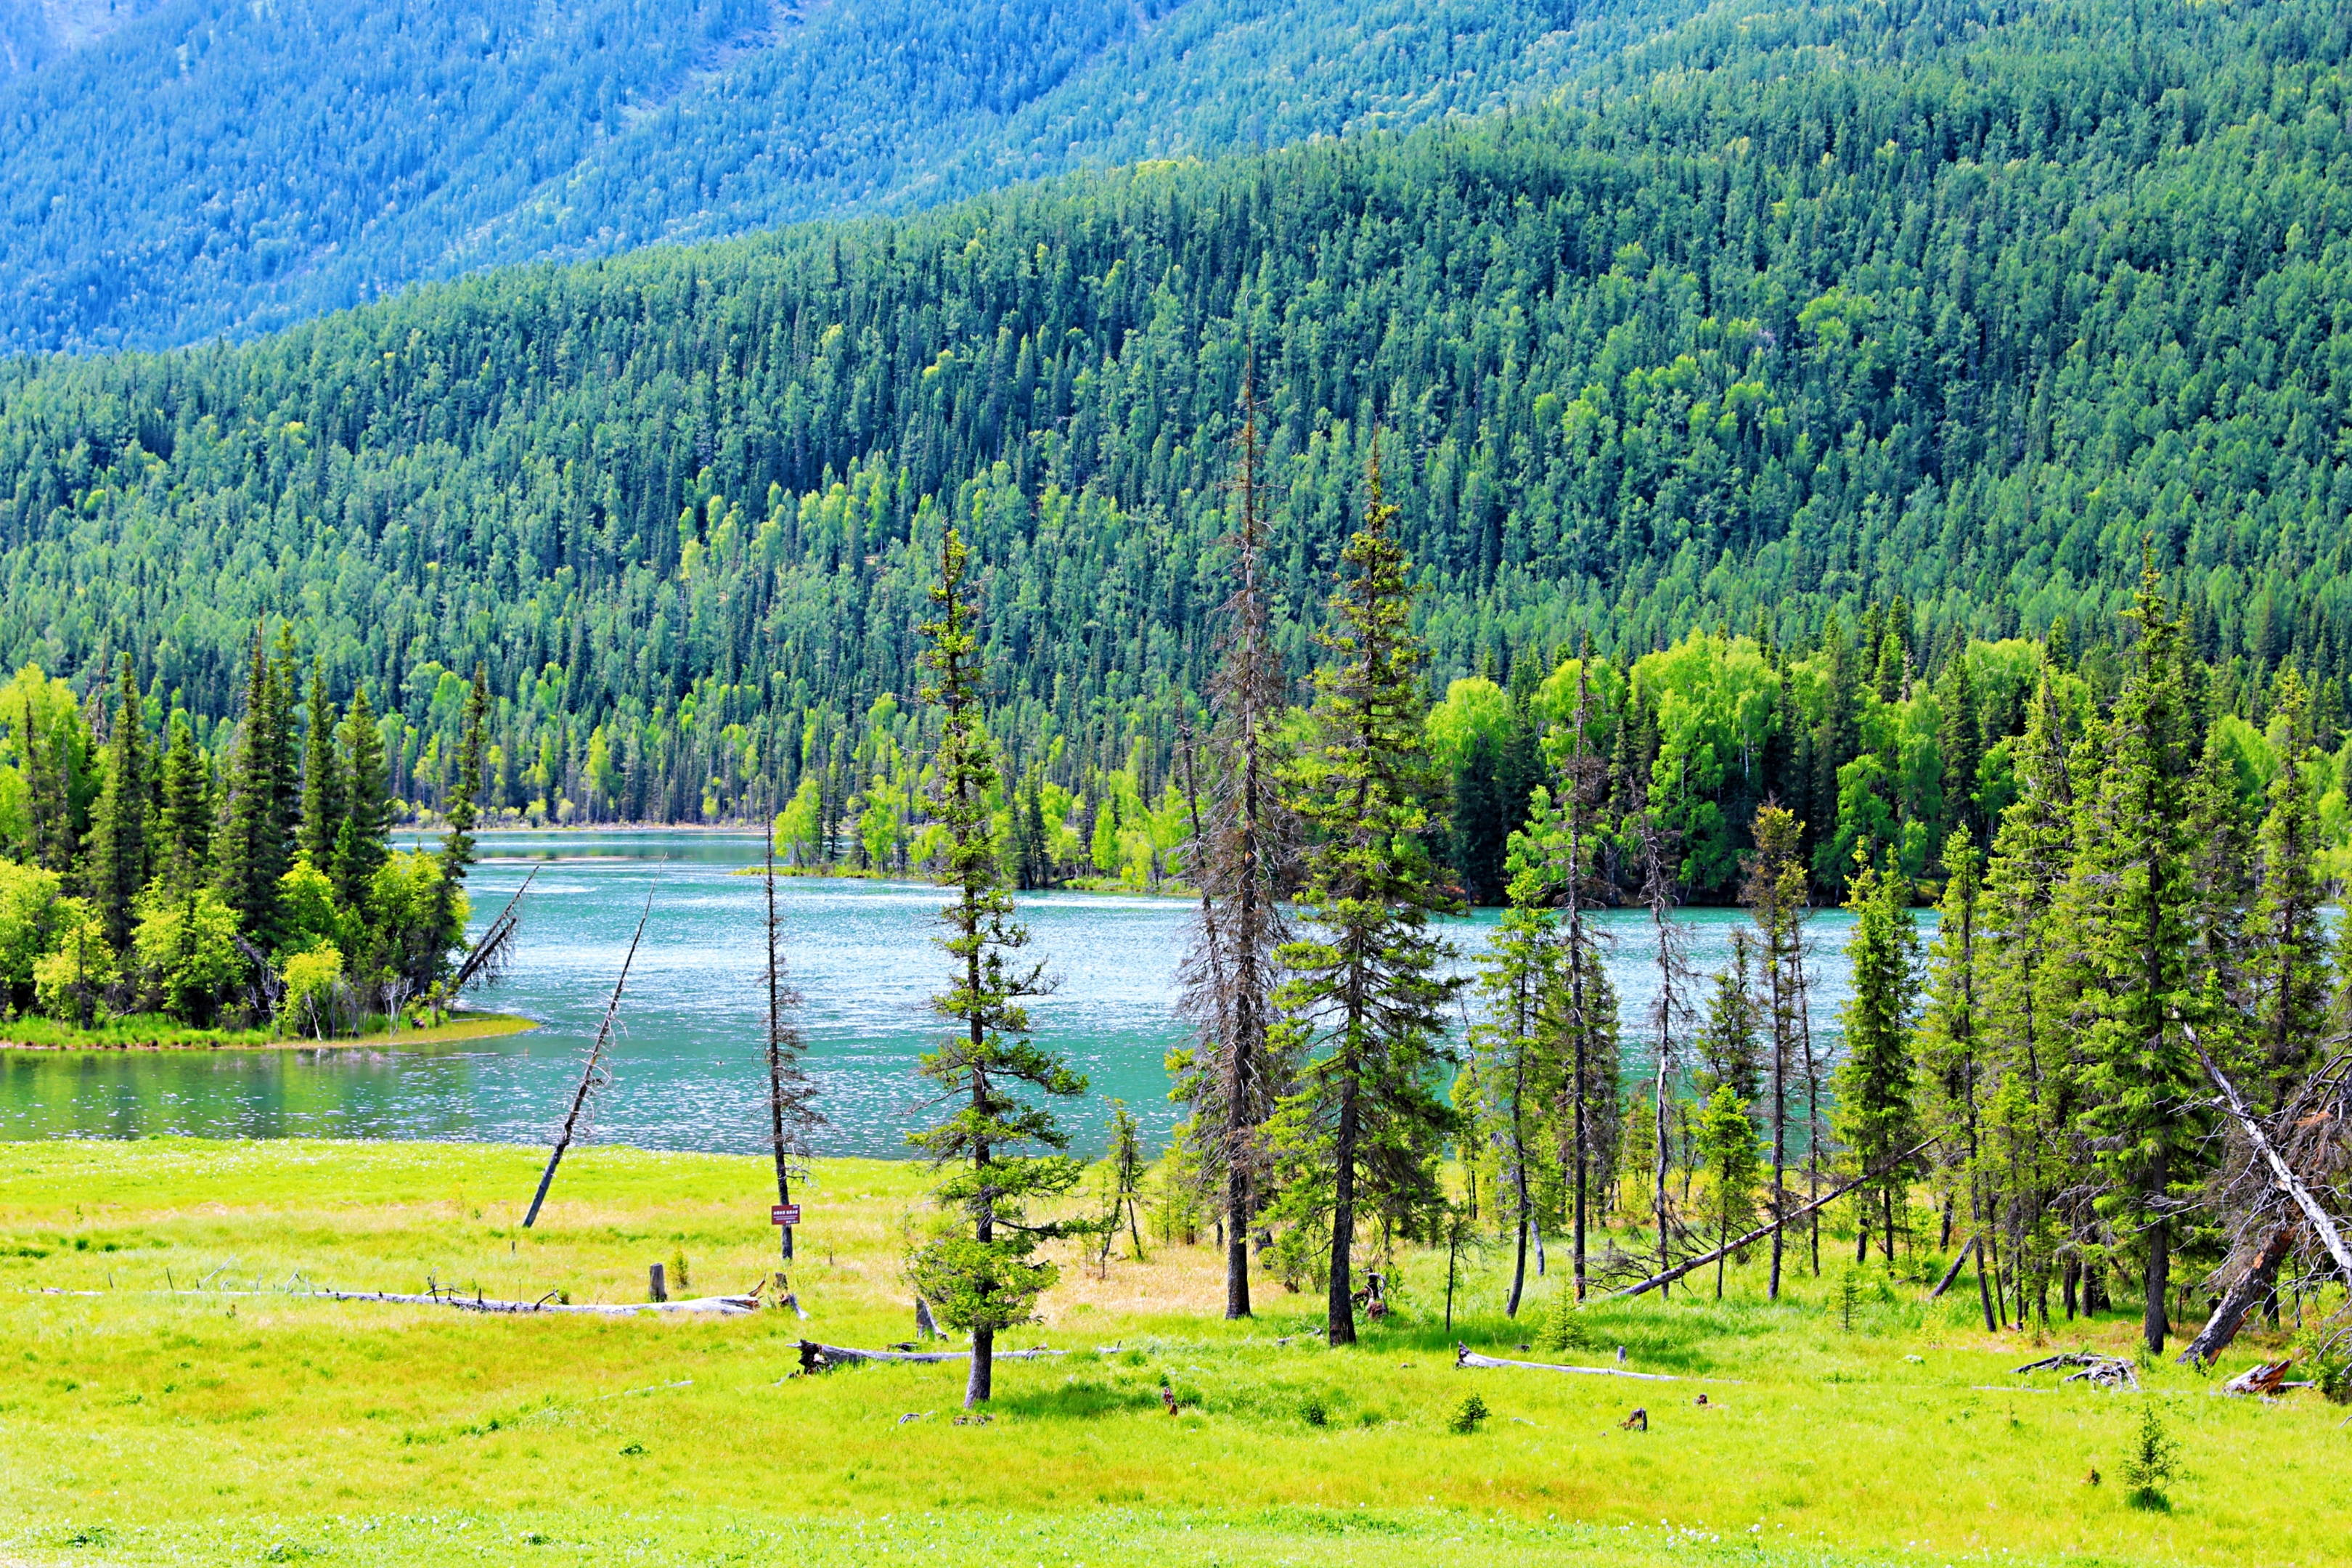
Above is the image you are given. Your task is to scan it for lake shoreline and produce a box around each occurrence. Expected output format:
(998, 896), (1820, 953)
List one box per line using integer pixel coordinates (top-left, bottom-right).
(0, 1010), (540, 1055)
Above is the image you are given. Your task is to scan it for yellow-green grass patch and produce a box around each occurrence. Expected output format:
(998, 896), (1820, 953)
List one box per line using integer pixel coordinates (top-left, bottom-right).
(1, 1138), (2343, 1566)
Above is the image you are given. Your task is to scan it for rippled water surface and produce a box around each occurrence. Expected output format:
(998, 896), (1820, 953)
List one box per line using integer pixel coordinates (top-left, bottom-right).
(1, 831), (1870, 1156)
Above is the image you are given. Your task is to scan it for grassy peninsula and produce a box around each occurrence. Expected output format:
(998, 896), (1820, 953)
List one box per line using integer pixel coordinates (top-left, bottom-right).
(0, 1011), (538, 1053)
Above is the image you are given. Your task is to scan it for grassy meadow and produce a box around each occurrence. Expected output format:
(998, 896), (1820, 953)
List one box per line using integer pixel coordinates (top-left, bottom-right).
(1, 1138), (2343, 1567)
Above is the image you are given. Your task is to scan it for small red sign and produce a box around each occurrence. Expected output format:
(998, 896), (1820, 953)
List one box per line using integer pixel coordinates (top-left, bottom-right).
(771, 1204), (801, 1225)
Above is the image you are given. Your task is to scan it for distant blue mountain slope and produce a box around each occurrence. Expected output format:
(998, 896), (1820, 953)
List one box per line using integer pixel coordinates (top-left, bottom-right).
(0, 0), (1689, 351)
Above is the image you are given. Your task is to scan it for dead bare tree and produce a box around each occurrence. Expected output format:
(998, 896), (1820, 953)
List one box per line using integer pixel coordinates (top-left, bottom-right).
(1635, 794), (1691, 1297)
(763, 826), (823, 1273)
(1558, 640), (1610, 1302)
(1177, 358), (1294, 1320)
(2179, 1042), (2352, 1365)
(522, 884), (653, 1229)
(451, 865), (538, 999)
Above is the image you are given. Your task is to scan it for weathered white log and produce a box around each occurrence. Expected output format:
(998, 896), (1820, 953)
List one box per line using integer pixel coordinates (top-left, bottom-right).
(794, 1339), (1064, 1373)
(33, 1286), (757, 1315)
(318, 1288), (757, 1316)
(2013, 1351), (2138, 1389)
(1455, 1343), (1678, 1381)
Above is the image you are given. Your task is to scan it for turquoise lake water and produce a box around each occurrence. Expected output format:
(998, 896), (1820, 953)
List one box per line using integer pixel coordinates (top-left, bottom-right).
(0, 831), (1869, 1157)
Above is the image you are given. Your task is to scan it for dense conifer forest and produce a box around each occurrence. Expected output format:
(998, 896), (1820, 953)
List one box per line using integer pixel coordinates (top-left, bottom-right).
(3, 0), (2347, 896)
(0, 0), (1671, 351)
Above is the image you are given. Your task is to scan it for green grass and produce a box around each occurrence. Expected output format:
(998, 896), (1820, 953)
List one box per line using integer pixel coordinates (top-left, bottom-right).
(0, 1010), (538, 1053)
(1, 1139), (2344, 1567)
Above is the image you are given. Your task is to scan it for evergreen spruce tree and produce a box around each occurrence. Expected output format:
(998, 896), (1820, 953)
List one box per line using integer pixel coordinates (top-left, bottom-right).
(1694, 929), (1764, 1106)
(1833, 852), (1921, 1263)
(1977, 669), (2078, 1320)
(1695, 1083), (1762, 1299)
(905, 526), (1088, 1408)
(1270, 448), (1461, 1348)
(333, 687), (391, 913)
(298, 656), (343, 870)
(155, 711), (212, 891)
(431, 662), (491, 981)
(2184, 722), (2256, 995)
(17, 690), (78, 875)
(1916, 830), (1984, 1259)
(2076, 558), (2207, 1355)
(1469, 788), (1569, 1318)
(1935, 648), (1982, 849)
(2246, 670), (2330, 1112)
(265, 627), (303, 870)
(1743, 801), (1808, 1297)
(86, 656), (150, 954)
(215, 625), (293, 942)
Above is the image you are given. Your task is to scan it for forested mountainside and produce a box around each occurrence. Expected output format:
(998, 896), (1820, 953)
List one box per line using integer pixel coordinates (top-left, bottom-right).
(0, 0), (1679, 352)
(1, 0), (2348, 895)
(0, 0), (168, 80)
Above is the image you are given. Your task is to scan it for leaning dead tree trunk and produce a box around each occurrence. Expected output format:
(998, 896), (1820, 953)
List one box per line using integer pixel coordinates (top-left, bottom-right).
(1606, 1136), (1939, 1301)
(451, 865), (537, 997)
(2179, 1221), (2298, 1366)
(1928, 1234), (1979, 1300)
(2176, 1042), (2352, 1365)
(762, 828), (821, 1274)
(522, 886), (653, 1228)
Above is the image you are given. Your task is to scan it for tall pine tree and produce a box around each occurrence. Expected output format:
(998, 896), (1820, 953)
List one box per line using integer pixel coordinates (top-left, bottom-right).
(215, 625), (293, 942)
(1743, 801), (1808, 1297)
(905, 526), (1089, 1407)
(1270, 447), (1460, 1348)
(2075, 558), (2207, 1355)
(333, 687), (391, 912)
(1833, 852), (1921, 1262)
(298, 656), (343, 870)
(86, 655), (149, 953)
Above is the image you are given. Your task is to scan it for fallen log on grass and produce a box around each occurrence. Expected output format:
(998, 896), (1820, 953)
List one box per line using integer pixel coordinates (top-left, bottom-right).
(1606, 1136), (1940, 1301)
(317, 1288), (759, 1317)
(1455, 1344), (1678, 1381)
(2220, 1359), (2295, 1397)
(35, 1286), (759, 1315)
(2012, 1352), (2139, 1389)
(795, 1339), (1064, 1373)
